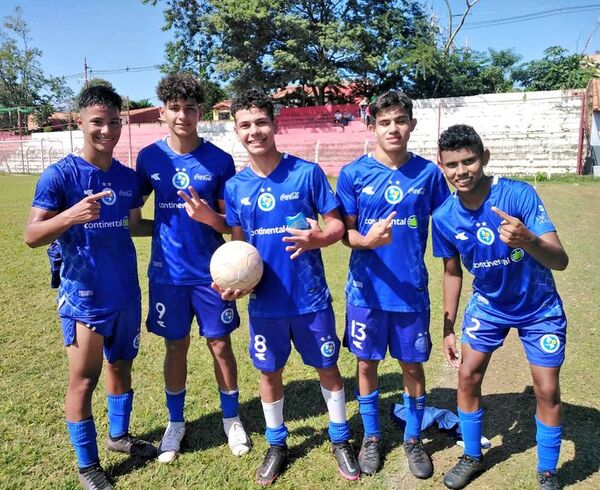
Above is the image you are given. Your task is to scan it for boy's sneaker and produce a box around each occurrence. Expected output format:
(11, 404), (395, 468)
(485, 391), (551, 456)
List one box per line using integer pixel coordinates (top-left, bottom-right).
(538, 471), (560, 490)
(358, 436), (382, 475)
(443, 455), (485, 489)
(158, 422), (186, 463)
(403, 438), (433, 479)
(256, 444), (288, 486)
(105, 433), (157, 459)
(332, 440), (360, 481)
(223, 416), (251, 456)
(78, 465), (113, 490)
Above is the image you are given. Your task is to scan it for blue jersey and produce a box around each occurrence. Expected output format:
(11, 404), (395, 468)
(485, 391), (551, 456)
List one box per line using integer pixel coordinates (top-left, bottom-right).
(32, 154), (142, 316)
(136, 138), (235, 285)
(337, 153), (449, 312)
(225, 154), (338, 318)
(431, 177), (563, 323)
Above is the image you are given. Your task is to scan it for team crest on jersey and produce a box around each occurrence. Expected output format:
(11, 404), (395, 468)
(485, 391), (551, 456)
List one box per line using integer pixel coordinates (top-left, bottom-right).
(221, 308), (234, 324)
(476, 222), (495, 245)
(540, 334), (560, 354)
(511, 248), (525, 262)
(172, 168), (190, 190)
(384, 181), (404, 204)
(258, 187), (276, 212)
(101, 186), (116, 206)
(321, 341), (336, 358)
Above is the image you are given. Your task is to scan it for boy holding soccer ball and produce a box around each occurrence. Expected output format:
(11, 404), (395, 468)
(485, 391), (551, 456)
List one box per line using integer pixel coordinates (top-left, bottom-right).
(24, 86), (155, 489)
(218, 89), (360, 485)
(432, 125), (568, 490)
(336, 91), (449, 477)
(135, 73), (250, 462)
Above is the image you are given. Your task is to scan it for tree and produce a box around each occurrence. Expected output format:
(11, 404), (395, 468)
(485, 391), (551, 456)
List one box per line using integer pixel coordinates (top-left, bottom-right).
(514, 46), (597, 91)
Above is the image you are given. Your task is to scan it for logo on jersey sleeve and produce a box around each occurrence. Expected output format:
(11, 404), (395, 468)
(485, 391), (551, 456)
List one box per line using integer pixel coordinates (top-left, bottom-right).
(384, 180), (404, 204)
(172, 168), (190, 190)
(101, 183), (116, 205)
(540, 334), (560, 353)
(257, 187), (276, 212)
(320, 336), (336, 358)
(151, 173), (161, 181)
(475, 221), (495, 245)
(362, 186), (375, 195)
(511, 248), (525, 262)
(455, 232), (469, 241)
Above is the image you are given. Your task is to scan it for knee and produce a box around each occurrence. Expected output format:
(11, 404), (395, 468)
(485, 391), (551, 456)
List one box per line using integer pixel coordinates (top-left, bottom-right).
(534, 379), (561, 406)
(68, 374), (99, 398)
(207, 336), (233, 359)
(357, 360), (378, 378)
(458, 365), (483, 391)
(166, 336), (190, 354)
(401, 362), (424, 381)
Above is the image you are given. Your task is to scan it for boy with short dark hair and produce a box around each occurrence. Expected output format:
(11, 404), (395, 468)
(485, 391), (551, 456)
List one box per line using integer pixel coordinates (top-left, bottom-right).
(433, 124), (568, 490)
(24, 85), (155, 490)
(336, 90), (449, 478)
(135, 73), (250, 462)
(221, 89), (360, 485)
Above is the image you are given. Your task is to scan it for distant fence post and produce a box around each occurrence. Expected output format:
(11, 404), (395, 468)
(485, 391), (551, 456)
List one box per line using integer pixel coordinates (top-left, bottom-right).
(363, 139), (369, 155)
(20, 140), (25, 173)
(40, 139), (45, 171)
(315, 140), (320, 163)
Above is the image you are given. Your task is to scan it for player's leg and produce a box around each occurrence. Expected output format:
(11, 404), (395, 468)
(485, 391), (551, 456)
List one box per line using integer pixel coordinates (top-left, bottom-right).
(344, 304), (387, 475)
(103, 305), (156, 459)
(250, 317), (291, 486)
(147, 283), (192, 462)
(294, 305), (359, 481)
(194, 283), (249, 455)
(389, 311), (433, 479)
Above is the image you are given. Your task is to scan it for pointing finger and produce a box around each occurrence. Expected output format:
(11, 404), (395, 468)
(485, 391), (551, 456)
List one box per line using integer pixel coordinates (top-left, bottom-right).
(491, 206), (516, 223)
(86, 190), (112, 202)
(383, 210), (397, 226)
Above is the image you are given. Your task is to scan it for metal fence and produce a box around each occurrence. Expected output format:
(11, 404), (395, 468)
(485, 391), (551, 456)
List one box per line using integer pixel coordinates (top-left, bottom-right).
(0, 138), (67, 173)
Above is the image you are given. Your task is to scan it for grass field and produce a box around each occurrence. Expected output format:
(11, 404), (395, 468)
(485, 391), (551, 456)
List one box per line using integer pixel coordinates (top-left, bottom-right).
(0, 174), (599, 489)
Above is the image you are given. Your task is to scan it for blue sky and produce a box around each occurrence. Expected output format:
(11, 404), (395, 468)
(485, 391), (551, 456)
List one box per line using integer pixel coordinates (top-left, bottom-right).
(1, 0), (598, 103)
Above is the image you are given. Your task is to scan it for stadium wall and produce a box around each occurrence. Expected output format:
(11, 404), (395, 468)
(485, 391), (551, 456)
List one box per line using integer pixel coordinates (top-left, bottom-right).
(0, 90), (584, 175)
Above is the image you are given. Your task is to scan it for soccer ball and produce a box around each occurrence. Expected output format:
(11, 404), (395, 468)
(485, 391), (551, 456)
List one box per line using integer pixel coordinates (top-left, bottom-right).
(210, 240), (264, 291)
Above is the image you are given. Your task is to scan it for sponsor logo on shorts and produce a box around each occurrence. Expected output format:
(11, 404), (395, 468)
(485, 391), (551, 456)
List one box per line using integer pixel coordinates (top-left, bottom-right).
(133, 333), (140, 350)
(384, 183), (403, 204)
(414, 332), (430, 353)
(172, 169), (190, 190)
(321, 341), (336, 358)
(101, 187), (117, 206)
(221, 308), (235, 324)
(476, 222), (495, 245)
(258, 188), (276, 211)
(540, 334), (560, 354)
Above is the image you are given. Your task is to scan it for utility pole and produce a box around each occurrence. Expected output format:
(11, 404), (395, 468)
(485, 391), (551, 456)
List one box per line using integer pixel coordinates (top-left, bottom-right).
(84, 58), (89, 87)
(125, 96), (133, 167)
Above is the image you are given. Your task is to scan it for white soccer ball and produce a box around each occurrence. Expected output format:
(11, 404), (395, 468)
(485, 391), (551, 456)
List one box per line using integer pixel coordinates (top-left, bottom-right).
(210, 241), (264, 291)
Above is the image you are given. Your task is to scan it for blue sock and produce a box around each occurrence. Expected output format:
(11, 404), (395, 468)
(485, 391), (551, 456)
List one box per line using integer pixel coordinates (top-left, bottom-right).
(458, 407), (484, 459)
(166, 388), (186, 423)
(536, 416), (562, 473)
(67, 417), (99, 469)
(357, 389), (381, 439)
(328, 421), (351, 444)
(107, 390), (133, 439)
(403, 393), (426, 442)
(219, 389), (240, 419)
(265, 423), (289, 446)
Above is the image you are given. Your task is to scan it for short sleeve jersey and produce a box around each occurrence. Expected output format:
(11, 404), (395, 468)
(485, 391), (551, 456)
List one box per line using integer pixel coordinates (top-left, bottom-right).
(225, 154), (338, 318)
(136, 139), (236, 285)
(32, 154), (142, 316)
(337, 153), (450, 312)
(431, 177), (563, 323)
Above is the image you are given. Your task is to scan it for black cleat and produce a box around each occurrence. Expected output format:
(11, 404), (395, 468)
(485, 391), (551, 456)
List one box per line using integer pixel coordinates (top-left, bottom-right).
(332, 440), (360, 480)
(538, 471), (561, 490)
(106, 433), (157, 459)
(255, 444), (288, 486)
(443, 455), (485, 489)
(358, 436), (381, 475)
(78, 465), (113, 490)
(403, 438), (433, 479)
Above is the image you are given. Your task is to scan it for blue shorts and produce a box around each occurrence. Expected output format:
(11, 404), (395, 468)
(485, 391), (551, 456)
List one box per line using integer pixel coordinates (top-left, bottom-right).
(147, 282), (240, 341)
(461, 311), (567, 368)
(59, 301), (141, 363)
(248, 304), (340, 372)
(344, 304), (431, 363)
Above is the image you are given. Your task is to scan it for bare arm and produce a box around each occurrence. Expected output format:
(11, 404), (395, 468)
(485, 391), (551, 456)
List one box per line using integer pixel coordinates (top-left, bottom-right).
(282, 208), (345, 259)
(23, 190), (111, 248)
(341, 211), (397, 250)
(128, 199), (154, 237)
(442, 255), (463, 369)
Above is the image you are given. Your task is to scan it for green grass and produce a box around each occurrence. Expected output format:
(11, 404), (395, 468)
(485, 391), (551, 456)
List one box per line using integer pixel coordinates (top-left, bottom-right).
(1, 175), (599, 489)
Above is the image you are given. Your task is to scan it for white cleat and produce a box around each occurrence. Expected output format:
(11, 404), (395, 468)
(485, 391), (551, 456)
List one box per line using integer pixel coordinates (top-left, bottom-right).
(223, 416), (251, 456)
(157, 421), (185, 463)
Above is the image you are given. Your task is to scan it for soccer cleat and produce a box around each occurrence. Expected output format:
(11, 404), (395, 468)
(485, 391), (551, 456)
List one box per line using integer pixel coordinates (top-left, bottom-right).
(443, 455), (485, 489)
(538, 471), (561, 490)
(78, 465), (113, 490)
(332, 440), (360, 481)
(358, 436), (382, 475)
(255, 444), (288, 486)
(158, 422), (186, 463)
(105, 433), (157, 459)
(223, 416), (251, 456)
(403, 438), (433, 479)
